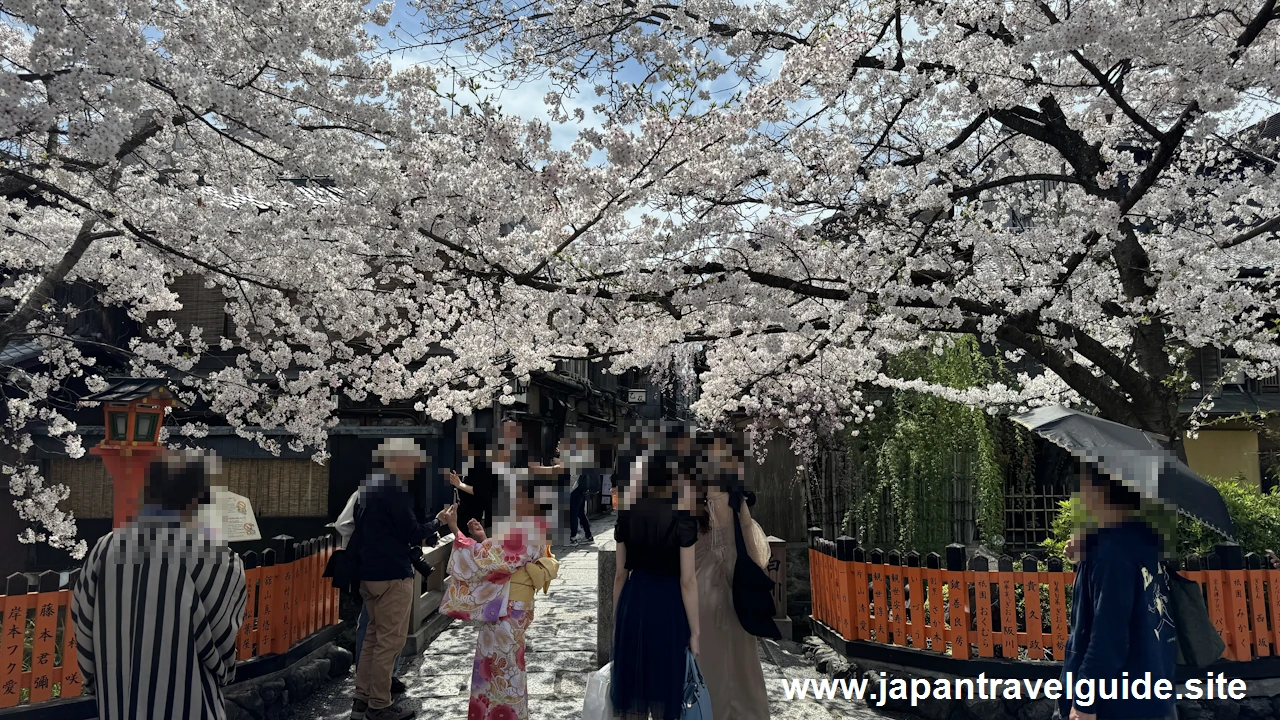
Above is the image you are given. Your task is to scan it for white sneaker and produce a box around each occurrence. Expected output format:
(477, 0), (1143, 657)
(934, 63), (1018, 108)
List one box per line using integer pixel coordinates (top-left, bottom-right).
(569, 536), (580, 545)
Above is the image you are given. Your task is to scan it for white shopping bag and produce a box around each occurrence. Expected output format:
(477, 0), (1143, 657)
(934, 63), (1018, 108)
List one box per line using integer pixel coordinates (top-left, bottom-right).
(582, 662), (614, 720)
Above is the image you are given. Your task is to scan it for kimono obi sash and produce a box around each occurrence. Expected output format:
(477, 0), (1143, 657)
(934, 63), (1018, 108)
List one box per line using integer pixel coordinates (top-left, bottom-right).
(510, 553), (559, 605)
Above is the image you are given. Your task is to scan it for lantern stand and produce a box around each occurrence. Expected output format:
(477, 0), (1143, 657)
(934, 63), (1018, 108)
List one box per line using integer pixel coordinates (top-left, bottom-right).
(83, 379), (186, 528)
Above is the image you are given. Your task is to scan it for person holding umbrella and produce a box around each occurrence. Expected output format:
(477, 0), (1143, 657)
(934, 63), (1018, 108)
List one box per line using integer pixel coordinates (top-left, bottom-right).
(1011, 407), (1232, 720)
(1060, 466), (1178, 720)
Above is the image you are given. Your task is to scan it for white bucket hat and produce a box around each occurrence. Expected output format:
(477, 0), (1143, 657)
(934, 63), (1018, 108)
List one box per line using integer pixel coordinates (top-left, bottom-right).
(372, 437), (426, 463)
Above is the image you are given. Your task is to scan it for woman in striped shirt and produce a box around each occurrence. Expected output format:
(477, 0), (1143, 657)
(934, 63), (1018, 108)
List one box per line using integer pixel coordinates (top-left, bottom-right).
(72, 450), (247, 720)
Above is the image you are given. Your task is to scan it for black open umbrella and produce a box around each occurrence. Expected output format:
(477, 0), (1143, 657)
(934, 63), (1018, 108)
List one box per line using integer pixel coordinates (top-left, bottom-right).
(1011, 405), (1234, 539)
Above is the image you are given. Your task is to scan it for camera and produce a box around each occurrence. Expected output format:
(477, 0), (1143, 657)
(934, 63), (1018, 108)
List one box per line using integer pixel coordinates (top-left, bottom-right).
(411, 548), (435, 579)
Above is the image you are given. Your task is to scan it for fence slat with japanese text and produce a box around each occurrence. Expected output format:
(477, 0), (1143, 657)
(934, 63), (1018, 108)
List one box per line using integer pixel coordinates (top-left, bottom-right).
(807, 530), (1280, 665)
(0, 571), (82, 708)
(3, 533), (338, 709)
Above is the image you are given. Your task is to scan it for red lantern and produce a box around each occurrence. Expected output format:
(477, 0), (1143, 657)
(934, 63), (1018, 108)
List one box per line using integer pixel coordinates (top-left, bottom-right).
(84, 379), (185, 527)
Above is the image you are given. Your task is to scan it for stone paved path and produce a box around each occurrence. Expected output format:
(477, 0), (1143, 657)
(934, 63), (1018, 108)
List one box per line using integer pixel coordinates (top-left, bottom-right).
(295, 514), (895, 719)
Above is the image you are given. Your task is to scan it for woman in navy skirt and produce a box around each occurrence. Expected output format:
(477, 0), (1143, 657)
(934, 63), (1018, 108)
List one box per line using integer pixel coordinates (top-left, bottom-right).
(610, 448), (701, 720)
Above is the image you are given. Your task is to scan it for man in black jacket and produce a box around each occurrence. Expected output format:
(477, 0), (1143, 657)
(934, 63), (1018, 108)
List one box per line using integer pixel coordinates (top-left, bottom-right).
(351, 438), (455, 720)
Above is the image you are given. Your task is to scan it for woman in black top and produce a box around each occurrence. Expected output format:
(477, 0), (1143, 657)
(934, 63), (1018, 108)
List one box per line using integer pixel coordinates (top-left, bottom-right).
(448, 430), (496, 534)
(611, 449), (701, 720)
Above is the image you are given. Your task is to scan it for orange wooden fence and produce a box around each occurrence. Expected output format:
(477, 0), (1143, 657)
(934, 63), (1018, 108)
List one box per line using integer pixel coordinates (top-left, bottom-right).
(808, 532), (1072, 660)
(1, 533), (339, 709)
(235, 534), (341, 662)
(1179, 549), (1280, 663)
(809, 531), (1280, 664)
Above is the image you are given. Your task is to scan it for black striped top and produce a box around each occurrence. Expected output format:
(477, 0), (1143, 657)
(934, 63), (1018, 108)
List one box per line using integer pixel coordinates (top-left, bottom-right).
(71, 516), (247, 720)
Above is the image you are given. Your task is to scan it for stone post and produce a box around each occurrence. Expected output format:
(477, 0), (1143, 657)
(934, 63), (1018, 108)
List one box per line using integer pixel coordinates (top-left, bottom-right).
(767, 536), (793, 640)
(597, 538), (616, 668)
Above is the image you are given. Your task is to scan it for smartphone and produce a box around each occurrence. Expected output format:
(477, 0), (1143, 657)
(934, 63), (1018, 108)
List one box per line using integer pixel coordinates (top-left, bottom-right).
(443, 466), (460, 505)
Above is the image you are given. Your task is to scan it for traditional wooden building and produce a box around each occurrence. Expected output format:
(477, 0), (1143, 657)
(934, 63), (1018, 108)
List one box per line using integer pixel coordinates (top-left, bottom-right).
(2, 267), (679, 574)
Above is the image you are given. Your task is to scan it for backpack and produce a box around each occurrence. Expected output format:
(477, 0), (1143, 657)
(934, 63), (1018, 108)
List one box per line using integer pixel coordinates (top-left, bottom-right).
(1164, 565), (1225, 668)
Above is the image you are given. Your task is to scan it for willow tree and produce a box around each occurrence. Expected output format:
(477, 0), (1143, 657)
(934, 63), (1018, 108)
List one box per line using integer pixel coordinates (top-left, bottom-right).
(844, 337), (1034, 552)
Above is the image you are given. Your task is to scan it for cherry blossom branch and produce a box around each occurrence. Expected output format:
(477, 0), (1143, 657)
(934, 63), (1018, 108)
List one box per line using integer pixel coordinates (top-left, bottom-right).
(1218, 214), (1280, 249)
(1232, 0), (1279, 58)
(948, 174), (1091, 201)
(0, 219), (101, 344)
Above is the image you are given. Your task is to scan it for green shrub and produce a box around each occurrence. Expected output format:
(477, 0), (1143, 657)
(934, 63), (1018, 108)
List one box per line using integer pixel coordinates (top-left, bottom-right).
(839, 336), (1032, 553)
(1041, 475), (1280, 560)
(1040, 497), (1087, 562)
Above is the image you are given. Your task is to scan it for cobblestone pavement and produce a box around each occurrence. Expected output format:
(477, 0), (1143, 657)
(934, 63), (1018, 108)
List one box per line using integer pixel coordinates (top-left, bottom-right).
(294, 514), (896, 719)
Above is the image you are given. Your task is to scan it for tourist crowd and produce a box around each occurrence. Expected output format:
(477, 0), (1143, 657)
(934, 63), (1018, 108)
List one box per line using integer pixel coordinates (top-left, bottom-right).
(66, 420), (782, 720)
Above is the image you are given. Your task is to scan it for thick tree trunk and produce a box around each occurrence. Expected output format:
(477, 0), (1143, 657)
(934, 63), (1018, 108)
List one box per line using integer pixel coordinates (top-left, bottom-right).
(1159, 411), (1190, 465)
(1124, 381), (1189, 463)
(0, 220), (104, 576)
(1121, 389), (1189, 464)
(0, 218), (99, 342)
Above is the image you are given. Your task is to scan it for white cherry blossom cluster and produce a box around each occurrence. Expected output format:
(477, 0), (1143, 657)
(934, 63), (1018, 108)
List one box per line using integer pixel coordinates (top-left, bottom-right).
(2, 0), (1279, 549)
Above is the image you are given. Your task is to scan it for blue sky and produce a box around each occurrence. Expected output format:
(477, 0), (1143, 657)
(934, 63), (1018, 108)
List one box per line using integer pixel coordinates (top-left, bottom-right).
(368, 0), (790, 152)
(373, 2), (618, 150)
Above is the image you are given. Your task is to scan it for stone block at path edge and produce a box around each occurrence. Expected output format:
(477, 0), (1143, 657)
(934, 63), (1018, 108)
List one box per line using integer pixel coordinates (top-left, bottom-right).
(1203, 699), (1242, 720)
(284, 657), (331, 705)
(960, 697), (1012, 720)
(1238, 697), (1274, 720)
(335, 623), (358, 653)
(911, 695), (954, 720)
(862, 673), (916, 715)
(1015, 699), (1055, 720)
(1177, 702), (1214, 720)
(326, 644), (353, 677)
(225, 689), (265, 720)
(259, 678), (288, 720)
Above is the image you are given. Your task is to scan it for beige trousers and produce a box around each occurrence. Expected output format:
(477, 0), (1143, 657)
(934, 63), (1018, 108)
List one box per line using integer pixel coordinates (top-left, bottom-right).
(354, 578), (414, 709)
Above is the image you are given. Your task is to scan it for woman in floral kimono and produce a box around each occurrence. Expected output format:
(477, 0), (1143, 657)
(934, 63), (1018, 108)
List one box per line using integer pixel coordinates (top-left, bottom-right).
(442, 438), (559, 720)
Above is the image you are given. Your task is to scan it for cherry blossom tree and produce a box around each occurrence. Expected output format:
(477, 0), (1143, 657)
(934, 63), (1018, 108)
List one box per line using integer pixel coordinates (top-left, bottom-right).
(407, 0), (1280, 458)
(4, 0), (1280, 553)
(0, 0), (567, 553)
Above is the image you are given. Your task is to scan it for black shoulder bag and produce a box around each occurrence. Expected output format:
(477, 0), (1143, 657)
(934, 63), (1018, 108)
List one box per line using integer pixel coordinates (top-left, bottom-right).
(1164, 562), (1225, 667)
(323, 502), (365, 594)
(730, 490), (782, 639)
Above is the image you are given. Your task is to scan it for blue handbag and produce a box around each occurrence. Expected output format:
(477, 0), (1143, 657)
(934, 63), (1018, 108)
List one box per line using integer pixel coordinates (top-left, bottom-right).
(682, 649), (713, 720)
